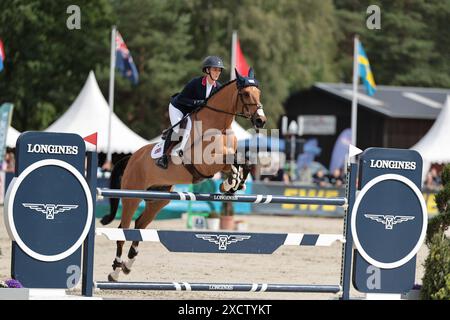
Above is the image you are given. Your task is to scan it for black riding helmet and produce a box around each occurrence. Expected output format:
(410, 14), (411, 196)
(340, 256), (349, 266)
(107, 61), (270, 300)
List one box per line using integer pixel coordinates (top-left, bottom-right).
(202, 56), (225, 73)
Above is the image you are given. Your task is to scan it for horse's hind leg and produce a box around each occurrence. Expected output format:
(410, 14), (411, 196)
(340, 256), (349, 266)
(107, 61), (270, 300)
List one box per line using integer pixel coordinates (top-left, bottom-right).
(122, 199), (170, 275)
(108, 198), (141, 282)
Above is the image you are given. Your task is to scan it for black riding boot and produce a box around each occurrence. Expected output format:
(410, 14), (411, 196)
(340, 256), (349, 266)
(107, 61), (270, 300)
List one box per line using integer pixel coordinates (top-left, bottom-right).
(156, 130), (173, 169)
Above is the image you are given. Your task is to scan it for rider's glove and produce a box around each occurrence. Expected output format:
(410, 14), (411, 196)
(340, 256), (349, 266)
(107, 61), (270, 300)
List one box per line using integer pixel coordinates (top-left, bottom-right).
(193, 99), (206, 107)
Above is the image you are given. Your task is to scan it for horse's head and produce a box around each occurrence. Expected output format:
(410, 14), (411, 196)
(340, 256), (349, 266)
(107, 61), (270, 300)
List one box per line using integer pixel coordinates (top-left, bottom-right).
(235, 68), (266, 129)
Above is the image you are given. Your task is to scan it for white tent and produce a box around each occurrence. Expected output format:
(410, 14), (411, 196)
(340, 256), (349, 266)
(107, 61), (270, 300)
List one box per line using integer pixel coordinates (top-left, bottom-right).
(411, 95), (450, 179)
(45, 71), (149, 153)
(6, 126), (20, 148)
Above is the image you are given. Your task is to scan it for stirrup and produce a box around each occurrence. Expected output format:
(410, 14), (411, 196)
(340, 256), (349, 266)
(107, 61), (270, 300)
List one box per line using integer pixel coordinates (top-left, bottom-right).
(156, 155), (169, 169)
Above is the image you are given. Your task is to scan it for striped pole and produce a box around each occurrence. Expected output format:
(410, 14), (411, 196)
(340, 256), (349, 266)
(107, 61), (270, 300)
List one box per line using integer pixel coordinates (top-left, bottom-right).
(97, 188), (347, 206)
(95, 228), (344, 254)
(95, 281), (341, 293)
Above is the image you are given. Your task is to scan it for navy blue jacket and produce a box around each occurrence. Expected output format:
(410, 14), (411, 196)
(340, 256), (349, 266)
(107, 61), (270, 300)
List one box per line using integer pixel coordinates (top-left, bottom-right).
(171, 76), (222, 114)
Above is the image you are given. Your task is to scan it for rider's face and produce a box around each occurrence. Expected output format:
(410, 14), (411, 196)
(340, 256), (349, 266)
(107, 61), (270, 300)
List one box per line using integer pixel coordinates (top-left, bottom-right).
(208, 67), (222, 81)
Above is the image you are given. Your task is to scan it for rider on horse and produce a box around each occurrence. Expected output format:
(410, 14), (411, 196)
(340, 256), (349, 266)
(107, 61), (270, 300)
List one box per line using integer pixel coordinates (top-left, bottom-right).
(156, 55), (225, 169)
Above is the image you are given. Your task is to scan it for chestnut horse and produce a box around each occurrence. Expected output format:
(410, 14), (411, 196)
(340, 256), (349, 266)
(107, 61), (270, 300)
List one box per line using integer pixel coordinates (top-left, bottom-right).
(101, 68), (266, 281)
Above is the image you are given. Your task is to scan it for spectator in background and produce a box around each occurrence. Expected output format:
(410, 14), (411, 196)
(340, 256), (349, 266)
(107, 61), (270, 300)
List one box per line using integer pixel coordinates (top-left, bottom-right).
(328, 168), (344, 187)
(297, 164), (312, 184)
(102, 160), (112, 172)
(263, 166), (290, 183)
(313, 169), (329, 187)
(425, 167), (442, 191)
(425, 172), (436, 190)
(4, 151), (15, 173)
(430, 167), (442, 187)
(0, 151), (15, 204)
(296, 153), (314, 185)
(97, 159), (112, 179)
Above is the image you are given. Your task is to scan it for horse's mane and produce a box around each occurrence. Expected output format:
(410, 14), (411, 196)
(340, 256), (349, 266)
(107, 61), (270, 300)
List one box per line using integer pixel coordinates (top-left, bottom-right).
(205, 79), (237, 102)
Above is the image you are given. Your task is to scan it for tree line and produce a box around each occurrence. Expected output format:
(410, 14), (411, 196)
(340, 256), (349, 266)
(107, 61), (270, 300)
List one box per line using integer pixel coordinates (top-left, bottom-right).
(0, 0), (448, 140)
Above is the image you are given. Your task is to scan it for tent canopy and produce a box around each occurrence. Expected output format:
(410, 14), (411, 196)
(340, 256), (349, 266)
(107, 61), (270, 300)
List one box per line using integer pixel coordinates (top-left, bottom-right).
(411, 95), (450, 179)
(45, 71), (149, 154)
(6, 126), (20, 148)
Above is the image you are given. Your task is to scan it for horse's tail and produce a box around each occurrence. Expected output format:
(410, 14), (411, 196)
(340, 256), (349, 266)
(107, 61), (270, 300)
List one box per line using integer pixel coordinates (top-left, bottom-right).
(100, 155), (131, 225)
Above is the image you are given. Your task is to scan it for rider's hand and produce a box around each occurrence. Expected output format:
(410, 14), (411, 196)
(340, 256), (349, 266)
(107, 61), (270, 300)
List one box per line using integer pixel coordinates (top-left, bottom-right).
(194, 99), (206, 107)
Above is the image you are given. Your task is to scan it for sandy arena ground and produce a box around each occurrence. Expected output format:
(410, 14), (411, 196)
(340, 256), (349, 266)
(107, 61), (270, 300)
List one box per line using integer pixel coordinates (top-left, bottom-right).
(0, 208), (429, 300)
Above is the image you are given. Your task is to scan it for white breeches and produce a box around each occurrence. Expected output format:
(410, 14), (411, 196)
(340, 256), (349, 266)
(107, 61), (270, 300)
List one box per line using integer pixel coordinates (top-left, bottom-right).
(169, 103), (192, 152)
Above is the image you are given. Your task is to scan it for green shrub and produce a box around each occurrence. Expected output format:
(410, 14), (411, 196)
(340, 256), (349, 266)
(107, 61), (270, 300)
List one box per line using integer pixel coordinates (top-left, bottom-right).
(421, 164), (450, 300)
(421, 232), (450, 299)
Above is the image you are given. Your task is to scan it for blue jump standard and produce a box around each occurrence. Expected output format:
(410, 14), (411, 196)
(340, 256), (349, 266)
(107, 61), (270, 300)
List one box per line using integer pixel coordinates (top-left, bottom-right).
(6, 132), (425, 299)
(95, 281), (342, 293)
(97, 188), (348, 206)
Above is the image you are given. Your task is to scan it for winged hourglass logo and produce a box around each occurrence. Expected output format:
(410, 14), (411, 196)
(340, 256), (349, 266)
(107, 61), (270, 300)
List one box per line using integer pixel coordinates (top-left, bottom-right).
(195, 234), (251, 250)
(22, 203), (79, 220)
(364, 214), (415, 230)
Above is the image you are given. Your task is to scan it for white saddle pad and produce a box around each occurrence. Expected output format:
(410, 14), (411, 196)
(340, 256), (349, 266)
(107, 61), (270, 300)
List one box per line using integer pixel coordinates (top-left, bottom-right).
(150, 141), (184, 159)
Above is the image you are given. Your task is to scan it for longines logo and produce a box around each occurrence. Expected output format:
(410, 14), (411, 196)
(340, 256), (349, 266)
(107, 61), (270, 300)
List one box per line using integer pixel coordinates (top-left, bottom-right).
(364, 214), (415, 230)
(27, 144), (79, 155)
(369, 159), (416, 170)
(213, 195), (238, 201)
(195, 234), (251, 250)
(22, 203), (79, 220)
(209, 285), (233, 290)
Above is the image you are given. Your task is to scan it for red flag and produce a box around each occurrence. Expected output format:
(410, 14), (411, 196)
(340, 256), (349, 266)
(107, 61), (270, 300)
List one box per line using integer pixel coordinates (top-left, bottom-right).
(235, 37), (249, 77)
(0, 39), (5, 72)
(83, 132), (98, 146)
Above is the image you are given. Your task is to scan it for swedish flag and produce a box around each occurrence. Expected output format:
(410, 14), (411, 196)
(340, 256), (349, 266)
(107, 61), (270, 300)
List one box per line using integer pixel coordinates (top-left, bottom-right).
(357, 42), (376, 96)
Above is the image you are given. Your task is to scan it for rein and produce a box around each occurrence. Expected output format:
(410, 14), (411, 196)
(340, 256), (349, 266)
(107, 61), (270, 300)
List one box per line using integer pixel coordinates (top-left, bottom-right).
(202, 88), (263, 120)
(202, 105), (249, 119)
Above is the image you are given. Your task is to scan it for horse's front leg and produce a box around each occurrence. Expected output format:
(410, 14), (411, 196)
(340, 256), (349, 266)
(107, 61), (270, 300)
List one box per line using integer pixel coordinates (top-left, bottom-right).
(220, 163), (241, 193)
(219, 159), (249, 193)
(218, 135), (247, 193)
(237, 161), (251, 191)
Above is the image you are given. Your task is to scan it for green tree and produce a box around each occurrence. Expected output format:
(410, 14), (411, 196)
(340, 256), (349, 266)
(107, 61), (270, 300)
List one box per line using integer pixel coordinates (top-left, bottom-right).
(0, 1), (342, 137)
(235, 0), (339, 128)
(107, 0), (197, 139)
(335, 0), (450, 87)
(0, 0), (113, 130)
(186, 0), (339, 129)
(421, 165), (450, 299)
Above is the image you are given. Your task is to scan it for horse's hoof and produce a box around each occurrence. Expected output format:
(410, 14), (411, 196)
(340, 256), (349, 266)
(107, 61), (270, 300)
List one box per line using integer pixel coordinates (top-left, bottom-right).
(122, 264), (131, 275)
(108, 274), (118, 282)
(122, 258), (135, 275)
(108, 268), (121, 282)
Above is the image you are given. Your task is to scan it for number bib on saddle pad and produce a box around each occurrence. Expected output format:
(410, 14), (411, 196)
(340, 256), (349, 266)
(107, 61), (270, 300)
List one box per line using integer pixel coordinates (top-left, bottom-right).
(150, 141), (164, 159)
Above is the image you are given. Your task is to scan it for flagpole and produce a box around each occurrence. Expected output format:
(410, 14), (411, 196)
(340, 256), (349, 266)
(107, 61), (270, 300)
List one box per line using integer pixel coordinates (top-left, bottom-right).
(351, 35), (359, 147)
(107, 26), (117, 164)
(230, 30), (237, 80)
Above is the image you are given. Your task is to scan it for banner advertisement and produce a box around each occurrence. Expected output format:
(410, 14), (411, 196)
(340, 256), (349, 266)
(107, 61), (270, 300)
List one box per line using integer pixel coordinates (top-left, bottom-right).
(251, 182), (438, 217)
